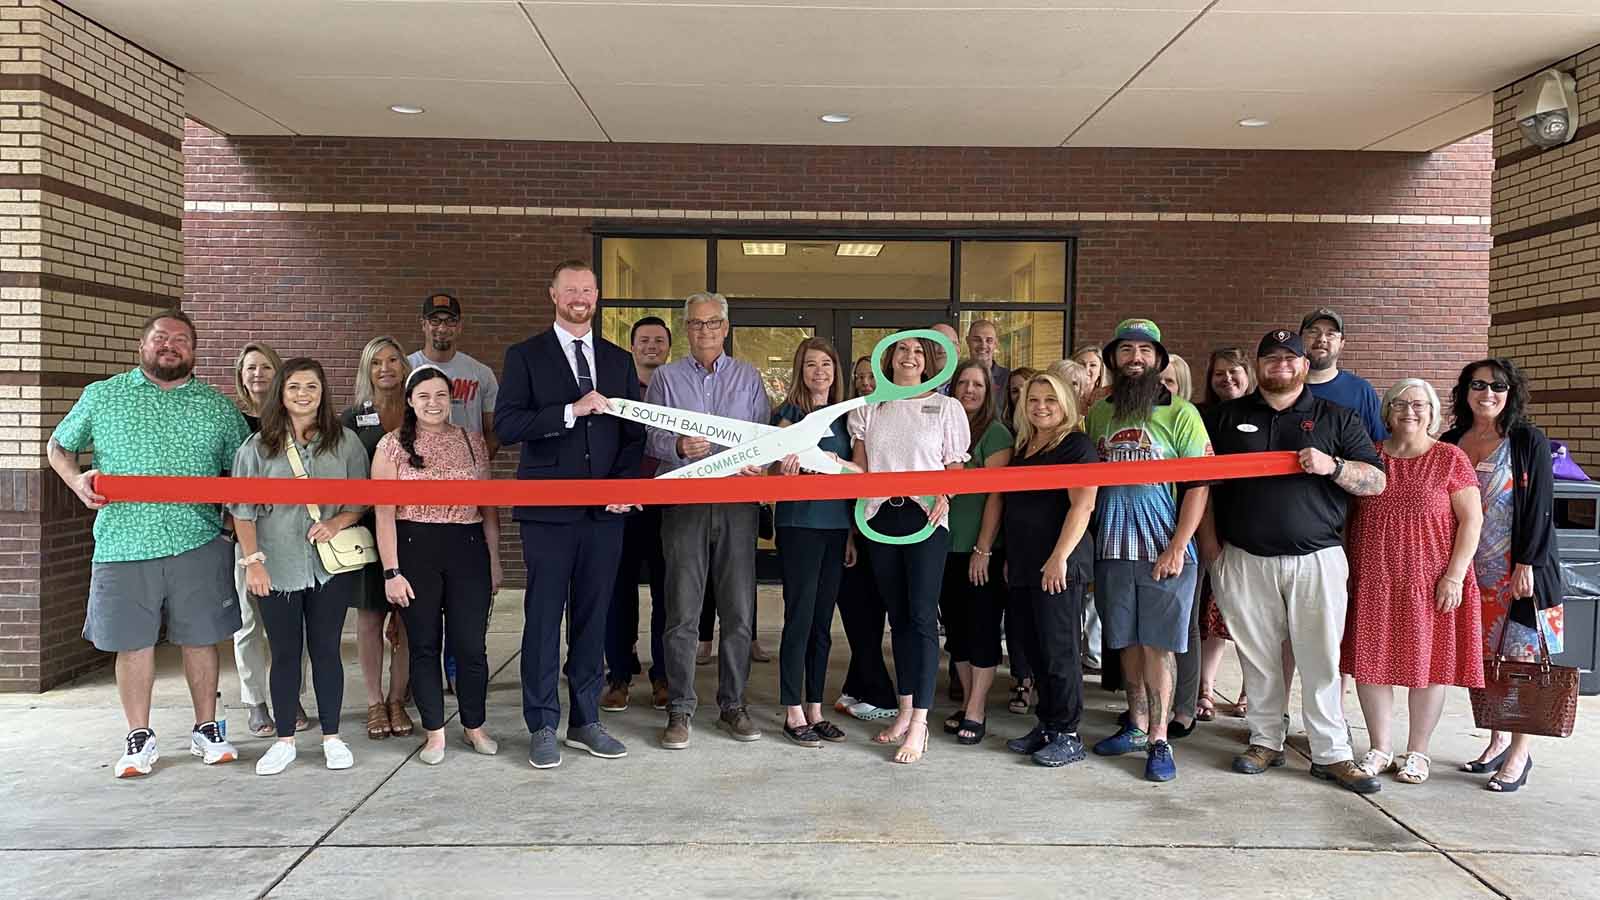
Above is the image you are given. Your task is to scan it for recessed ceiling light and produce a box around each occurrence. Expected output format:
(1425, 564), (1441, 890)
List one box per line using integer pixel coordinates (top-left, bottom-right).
(742, 241), (787, 256)
(819, 113), (852, 124)
(1237, 117), (1270, 128)
(390, 104), (425, 115)
(835, 243), (883, 257)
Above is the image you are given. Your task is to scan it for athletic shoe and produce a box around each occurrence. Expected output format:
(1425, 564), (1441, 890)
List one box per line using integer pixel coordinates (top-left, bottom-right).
(1007, 726), (1051, 756)
(1093, 724), (1148, 756)
(1032, 732), (1086, 768)
(1145, 740), (1177, 782)
(322, 737), (354, 770)
(255, 740), (297, 776)
(116, 728), (159, 778)
(565, 722), (627, 759)
(189, 721), (237, 766)
(529, 727), (562, 768)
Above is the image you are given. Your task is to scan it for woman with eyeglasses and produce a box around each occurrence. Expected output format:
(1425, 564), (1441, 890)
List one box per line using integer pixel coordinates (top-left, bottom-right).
(1342, 378), (1483, 786)
(1442, 359), (1564, 793)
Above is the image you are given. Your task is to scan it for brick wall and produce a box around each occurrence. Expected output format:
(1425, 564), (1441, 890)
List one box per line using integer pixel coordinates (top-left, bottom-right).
(0, 0), (183, 691)
(1490, 44), (1600, 468)
(183, 125), (1493, 590)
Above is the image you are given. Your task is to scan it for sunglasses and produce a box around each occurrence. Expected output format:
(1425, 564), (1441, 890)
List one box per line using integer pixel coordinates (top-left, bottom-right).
(1468, 379), (1510, 393)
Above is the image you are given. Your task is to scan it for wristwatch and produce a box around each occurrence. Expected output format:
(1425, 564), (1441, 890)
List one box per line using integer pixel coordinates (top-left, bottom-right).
(383, 568), (402, 580)
(1329, 456), (1346, 481)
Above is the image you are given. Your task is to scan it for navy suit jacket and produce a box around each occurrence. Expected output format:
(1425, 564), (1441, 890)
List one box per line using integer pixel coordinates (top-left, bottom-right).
(494, 328), (645, 524)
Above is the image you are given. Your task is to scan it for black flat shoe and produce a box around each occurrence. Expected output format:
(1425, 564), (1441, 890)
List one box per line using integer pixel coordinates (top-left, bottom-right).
(1461, 747), (1509, 774)
(1487, 758), (1532, 793)
(1167, 718), (1198, 740)
(956, 718), (986, 746)
(783, 723), (822, 748)
(943, 711), (964, 735)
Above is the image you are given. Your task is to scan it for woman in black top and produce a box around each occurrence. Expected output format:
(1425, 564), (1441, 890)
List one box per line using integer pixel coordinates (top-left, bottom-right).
(338, 335), (414, 741)
(1000, 372), (1099, 769)
(1441, 357), (1563, 793)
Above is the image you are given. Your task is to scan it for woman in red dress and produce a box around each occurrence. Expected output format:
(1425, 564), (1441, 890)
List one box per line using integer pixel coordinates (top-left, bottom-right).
(1342, 378), (1483, 785)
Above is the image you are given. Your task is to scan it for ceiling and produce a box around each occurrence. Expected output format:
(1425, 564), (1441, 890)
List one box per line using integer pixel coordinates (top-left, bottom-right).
(72, 0), (1600, 150)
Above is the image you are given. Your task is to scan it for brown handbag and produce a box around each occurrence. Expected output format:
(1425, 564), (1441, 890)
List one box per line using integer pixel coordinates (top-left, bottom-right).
(1469, 615), (1578, 739)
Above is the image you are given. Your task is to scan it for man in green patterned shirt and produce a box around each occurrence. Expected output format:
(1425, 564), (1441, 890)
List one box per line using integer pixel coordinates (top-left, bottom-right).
(48, 310), (252, 779)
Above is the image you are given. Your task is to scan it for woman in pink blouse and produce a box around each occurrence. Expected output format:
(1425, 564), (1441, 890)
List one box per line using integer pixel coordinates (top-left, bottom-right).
(373, 366), (504, 765)
(847, 337), (971, 764)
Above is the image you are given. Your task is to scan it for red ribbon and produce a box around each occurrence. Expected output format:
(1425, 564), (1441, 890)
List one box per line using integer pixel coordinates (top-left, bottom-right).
(94, 452), (1300, 506)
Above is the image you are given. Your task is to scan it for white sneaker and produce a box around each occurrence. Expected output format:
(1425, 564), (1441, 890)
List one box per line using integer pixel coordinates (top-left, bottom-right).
(189, 721), (238, 765)
(833, 694), (858, 715)
(116, 728), (159, 778)
(255, 740), (297, 776)
(322, 737), (354, 770)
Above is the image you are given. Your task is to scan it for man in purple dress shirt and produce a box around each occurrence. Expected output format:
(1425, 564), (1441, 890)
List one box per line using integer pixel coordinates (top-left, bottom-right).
(646, 291), (771, 750)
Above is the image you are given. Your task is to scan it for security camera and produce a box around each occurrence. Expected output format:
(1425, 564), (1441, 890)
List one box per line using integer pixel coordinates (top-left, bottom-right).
(1516, 68), (1579, 149)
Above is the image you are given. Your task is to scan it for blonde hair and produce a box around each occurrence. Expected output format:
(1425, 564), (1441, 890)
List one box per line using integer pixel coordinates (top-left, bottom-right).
(354, 335), (411, 407)
(1071, 346), (1110, 388)
(1012, 372), (1081, 453)
(1162, 354), (1193, 402)
(233, 342), (283, 416)
(1383, 377), (1443, 437)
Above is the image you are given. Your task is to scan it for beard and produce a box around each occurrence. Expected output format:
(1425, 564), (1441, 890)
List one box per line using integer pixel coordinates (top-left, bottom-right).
(1307, 353), (1336, 372)
(430, 336), (454, 352)
(560, 304), (593, 325)
(1111, 368), (1166, 421)
(1259, 367), (1308, 394)
(141, 352), (193, 382)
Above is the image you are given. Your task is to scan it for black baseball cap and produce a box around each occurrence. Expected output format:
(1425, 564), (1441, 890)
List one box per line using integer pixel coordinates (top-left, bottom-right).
(1299, 307), (1344, 334)
(422, 292), (461, 320)
(1257, 329), (1306, 358)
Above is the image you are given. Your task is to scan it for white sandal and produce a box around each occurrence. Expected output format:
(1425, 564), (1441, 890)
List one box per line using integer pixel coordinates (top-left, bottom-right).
(1358, 748), (1395, 777)
(1396, 752), (1430, 784)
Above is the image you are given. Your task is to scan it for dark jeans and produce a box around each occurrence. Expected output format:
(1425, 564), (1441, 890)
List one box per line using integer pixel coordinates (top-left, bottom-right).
(837, 539), (897, 709)
(940, 550), (1005, 668)
(866, 501), (951, 711)
(662, 503), (757, 716)
(395, 521), (492, 732)
(519, 517), (623, 732)
(606, 506), (666, 686)
(699, 584), (757, 642)
(776, 526), (846, 706)
(257, 574), (353, 738)
(1012, 582), (1086, 735)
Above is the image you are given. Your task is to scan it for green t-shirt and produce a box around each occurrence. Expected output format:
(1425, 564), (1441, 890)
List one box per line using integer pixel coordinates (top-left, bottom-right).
(1084, 395), (1212, 562)
(948, 419), (1013, 553)
(52, 369), (251, 563)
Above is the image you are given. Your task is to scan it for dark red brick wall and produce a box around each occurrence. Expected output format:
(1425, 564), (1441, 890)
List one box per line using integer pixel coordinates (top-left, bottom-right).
(181, 122), (1493, 589)
(0, 472), (98, 692)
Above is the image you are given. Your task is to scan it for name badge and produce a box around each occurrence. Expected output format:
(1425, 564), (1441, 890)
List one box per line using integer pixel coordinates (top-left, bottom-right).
(1475, 460), (1496, 473)
(921, 404), (942, 414)
(356, 413), (380, 427)
(1235, 423), (1259, 433)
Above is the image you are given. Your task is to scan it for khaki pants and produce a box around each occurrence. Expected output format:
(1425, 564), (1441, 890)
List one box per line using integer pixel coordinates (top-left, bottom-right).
(1213, 544), (1353, 765)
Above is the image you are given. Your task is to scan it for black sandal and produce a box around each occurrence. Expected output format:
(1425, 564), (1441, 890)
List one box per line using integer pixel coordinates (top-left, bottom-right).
(783, 722), (822, 748)
(956, 718), (986, 745)
(811, 719), (847, 743)
(943, 711), (965, 734)
(1008, 683), (1030, 716)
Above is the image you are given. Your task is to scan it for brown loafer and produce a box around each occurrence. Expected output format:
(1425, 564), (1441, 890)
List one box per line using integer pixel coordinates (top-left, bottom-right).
(600, 682), (629, 712)
(1310, 759), (1382, 794)
(717, 707), (762, 742)
(366, 703), (391, 740)
(651, 678), (670, 711)
(387, 700), (414, 737)
(1232, 744), (1286, 774)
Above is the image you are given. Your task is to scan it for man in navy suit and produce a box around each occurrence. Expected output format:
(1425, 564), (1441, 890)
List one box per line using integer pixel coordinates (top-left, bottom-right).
(495, 259), (645, 770)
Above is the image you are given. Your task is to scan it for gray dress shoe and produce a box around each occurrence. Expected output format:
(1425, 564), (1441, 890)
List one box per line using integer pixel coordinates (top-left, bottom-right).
(565, 722), (628, 759)
(528, 727), (562, 769)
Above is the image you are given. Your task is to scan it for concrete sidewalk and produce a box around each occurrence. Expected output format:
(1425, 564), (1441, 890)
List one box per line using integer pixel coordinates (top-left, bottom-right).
(2, 586), (1596, 899)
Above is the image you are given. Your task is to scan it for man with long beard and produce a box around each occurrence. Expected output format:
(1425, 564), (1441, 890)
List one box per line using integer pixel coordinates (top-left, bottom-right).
(49, 310), (253, 778)
(1198, 329), (1387, 794)
(1083, 319), (1211, 783)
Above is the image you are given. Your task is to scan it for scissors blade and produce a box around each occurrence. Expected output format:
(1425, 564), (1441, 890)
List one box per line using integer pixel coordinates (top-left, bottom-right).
(657, 397), (861, 479)
(606, 398), (775, 444)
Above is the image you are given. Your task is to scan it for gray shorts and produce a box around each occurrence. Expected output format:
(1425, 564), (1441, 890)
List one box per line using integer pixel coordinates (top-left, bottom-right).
(1094, 558), (1197, 654)
(83, 536), (242, 652)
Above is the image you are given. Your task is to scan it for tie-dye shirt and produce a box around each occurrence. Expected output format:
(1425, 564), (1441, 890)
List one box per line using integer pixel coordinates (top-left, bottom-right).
(1084, 396), (1213, 562)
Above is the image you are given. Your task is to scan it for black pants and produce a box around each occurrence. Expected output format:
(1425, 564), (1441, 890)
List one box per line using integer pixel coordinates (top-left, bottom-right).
(836, 539), (897, 709)
(776, 526), (847, 706)
(395, 521), (492, 732)
(1012, 582), (1086, 734)
(257, 574), (353, 738)
(606, 507), (666, 685)
(699, 583), (757, 642)
(940, 551), (1006, 668)
(866, 501), (951, 711)
(1094, 589), (1124, 693)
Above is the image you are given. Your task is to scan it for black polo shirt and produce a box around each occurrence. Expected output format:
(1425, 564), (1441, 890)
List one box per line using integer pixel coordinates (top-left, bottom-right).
(1207, 388), (1383, 557)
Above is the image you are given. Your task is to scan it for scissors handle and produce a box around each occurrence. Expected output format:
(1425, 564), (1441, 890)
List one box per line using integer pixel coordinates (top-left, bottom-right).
(852, 328), (956, 544)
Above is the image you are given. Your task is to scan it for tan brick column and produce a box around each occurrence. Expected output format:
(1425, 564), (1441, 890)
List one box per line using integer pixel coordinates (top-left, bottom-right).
(1490, 46), (1600, 468)
(0, 0), (183, 691)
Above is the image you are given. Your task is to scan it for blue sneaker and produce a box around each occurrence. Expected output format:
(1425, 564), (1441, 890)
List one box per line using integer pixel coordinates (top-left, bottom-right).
(1032, 732), (1087, 768)
(1146, 740), (1177, 782)
(1006, 726), (1051, 755)
(1093, 724), (1148, 756)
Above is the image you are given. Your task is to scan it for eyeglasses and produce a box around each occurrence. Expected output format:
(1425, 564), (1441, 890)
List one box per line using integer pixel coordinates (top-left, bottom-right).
(1387, 400), (1430, 413)
(1468, 379), (1510, 393)
(686, 318), (726, 331)
(147, 333), (192, 348)
(424, 316), (460, 327)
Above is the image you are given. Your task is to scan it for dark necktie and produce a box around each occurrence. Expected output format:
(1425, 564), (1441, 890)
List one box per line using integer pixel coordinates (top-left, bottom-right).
(574, 339), (593, 394)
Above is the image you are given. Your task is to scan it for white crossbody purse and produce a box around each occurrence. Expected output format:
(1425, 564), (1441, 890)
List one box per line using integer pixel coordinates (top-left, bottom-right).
(283, 437), (378, 575)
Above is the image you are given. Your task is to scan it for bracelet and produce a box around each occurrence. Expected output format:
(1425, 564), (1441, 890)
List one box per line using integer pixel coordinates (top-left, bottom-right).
(973, 548), (993, 557)
(237, 551), (266, 569)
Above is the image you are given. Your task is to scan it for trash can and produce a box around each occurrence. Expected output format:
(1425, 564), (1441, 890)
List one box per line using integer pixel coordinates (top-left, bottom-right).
(1553, 480), (1600, 695)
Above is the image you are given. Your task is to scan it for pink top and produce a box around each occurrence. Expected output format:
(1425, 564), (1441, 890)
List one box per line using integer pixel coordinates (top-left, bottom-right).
(376, 426), (489, 525)
(847, 393), (970, 527)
